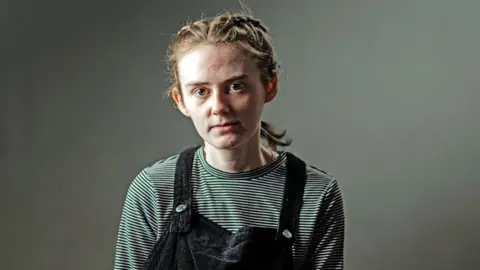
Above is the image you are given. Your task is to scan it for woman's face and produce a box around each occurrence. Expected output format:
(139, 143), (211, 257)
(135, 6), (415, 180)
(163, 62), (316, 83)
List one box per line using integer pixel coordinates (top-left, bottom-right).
(173, 44), (277, 150)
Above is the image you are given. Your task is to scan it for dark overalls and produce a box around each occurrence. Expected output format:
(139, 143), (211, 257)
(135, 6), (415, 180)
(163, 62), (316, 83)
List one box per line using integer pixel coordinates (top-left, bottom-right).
(143, 146), (307, 270)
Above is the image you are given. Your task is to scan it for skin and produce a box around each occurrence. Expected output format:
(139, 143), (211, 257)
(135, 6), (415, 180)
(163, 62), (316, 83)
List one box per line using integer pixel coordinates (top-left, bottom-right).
(172, 43), (279, 173)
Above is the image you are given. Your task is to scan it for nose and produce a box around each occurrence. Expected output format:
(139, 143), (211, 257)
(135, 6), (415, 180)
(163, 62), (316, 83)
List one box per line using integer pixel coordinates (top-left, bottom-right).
(211, 90), (230, 115)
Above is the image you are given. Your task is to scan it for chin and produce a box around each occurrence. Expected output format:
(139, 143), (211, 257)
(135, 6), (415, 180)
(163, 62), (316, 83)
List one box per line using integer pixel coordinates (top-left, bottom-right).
(206, 134), (246, 150)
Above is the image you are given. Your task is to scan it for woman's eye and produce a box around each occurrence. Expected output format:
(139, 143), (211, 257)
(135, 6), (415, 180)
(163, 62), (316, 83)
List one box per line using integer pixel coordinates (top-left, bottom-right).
(193, 88), (208, 96)
(229, 82), (246, 91)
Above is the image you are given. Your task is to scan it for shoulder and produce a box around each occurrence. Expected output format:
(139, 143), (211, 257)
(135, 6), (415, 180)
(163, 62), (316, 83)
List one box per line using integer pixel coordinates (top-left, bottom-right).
(128, 154), (180, 186)
(285, 151), (341, 202)
(123, 153), (182, 220)
(303, 164), (340, 200)
(123, 153), (180, 201)
(134, 153), (180, 199)
(144, 153), (180, 179)
(305, 164), (336, 189)
(142, 145), (200, 179)
(130, 145), (201, 195)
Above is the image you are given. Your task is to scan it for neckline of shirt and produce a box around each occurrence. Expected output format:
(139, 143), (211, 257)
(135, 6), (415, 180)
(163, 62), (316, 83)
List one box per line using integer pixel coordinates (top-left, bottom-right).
(195, 146), (287, 180)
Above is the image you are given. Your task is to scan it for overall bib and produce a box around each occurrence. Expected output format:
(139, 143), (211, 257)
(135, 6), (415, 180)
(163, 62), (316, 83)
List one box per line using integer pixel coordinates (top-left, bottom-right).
(143, 146), (307, 270)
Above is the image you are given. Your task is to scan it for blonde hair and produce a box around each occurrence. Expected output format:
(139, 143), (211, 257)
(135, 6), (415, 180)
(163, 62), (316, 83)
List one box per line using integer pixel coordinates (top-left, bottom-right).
(165, 11), (292, 149)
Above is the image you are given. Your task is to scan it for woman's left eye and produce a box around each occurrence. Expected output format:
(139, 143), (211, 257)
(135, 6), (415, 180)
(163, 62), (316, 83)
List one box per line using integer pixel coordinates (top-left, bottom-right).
(229, 82), (246, 91)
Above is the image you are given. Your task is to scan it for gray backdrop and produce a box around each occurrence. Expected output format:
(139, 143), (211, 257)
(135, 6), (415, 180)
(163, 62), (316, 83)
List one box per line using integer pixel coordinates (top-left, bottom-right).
(3, 0), (480, 269)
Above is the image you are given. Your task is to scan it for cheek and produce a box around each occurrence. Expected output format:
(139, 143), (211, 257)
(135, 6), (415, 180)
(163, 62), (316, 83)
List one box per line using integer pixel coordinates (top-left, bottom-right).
(235, 97), (264, 124)
(186, 103), (209, 130)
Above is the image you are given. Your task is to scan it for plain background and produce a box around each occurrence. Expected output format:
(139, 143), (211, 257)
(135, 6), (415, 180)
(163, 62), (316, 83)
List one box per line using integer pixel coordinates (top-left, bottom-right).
(3, 0), (480, 269)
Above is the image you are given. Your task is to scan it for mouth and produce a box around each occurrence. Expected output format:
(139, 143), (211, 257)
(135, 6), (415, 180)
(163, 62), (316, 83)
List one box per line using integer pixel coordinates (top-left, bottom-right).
(210, 122), (240, 131)
(215, 122), (238, 127)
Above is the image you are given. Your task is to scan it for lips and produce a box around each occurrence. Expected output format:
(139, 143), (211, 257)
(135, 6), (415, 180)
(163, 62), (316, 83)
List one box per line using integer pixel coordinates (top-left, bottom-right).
(215, 122), (237, 127)
(210, 122), (239, 130)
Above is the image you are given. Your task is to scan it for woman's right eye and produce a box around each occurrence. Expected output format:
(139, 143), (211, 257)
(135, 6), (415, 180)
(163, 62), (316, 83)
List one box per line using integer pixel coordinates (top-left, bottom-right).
(193, 88), (208, 96)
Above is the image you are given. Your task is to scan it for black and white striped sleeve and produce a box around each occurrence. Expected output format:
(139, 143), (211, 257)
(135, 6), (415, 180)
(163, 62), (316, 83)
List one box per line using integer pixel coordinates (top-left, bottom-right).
(312, 179), (346, 269)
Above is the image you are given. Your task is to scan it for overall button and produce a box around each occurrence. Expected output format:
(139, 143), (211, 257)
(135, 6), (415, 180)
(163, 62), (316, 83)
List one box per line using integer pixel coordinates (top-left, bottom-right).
(175, 204), (187, 213)
(282, 229), (292, 239)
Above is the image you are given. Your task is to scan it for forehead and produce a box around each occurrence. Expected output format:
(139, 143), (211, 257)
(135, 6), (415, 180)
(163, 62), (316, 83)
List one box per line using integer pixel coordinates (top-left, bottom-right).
(177, 44), (258, 85)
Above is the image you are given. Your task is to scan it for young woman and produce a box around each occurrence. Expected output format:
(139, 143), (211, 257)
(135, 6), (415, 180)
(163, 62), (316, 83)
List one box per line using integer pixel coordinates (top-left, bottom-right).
(114, 11), (345, 270)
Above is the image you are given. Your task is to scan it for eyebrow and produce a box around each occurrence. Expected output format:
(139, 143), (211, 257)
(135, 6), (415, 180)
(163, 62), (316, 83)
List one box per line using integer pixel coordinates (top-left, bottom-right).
(184, 74), (249, 88)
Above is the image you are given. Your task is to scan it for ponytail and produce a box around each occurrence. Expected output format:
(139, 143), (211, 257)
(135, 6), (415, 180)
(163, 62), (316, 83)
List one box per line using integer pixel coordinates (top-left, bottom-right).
(260, 121), (292, 150)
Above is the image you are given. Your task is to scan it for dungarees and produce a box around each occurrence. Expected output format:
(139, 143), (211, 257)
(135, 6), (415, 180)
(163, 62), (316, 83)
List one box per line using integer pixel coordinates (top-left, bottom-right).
(143, 146), (307, 270)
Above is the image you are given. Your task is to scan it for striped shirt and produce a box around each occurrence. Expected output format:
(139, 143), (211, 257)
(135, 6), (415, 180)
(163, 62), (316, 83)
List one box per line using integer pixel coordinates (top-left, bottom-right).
(114, 147), (345, 269)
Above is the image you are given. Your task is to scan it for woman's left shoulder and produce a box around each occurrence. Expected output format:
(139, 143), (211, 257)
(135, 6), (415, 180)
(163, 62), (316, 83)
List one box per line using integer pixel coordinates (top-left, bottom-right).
(304, 164), (340, 193)
(306, 164), (335, 179)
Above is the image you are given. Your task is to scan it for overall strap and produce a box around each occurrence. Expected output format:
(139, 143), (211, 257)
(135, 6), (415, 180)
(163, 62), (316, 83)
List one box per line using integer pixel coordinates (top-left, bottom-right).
(275, 152), (307, 243)
(169, 145), (200, 233)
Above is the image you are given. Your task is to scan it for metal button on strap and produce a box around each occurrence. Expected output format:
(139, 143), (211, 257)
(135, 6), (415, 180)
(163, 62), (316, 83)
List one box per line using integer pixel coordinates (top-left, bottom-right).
(282, 229), (292, 239)
(175, 204), (187, 213)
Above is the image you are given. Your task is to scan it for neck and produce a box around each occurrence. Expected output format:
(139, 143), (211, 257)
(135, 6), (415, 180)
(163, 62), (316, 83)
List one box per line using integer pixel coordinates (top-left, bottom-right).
(203, 134), (278, 173)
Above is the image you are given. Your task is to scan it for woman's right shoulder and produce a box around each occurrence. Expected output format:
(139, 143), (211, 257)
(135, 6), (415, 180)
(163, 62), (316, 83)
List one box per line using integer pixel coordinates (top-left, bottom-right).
(144, 154), (180, 177)
(125, 154), (181, 218)
(119, 154), (181, 240)
(126, 153), (180, 200)
(133, 153), (180, 188)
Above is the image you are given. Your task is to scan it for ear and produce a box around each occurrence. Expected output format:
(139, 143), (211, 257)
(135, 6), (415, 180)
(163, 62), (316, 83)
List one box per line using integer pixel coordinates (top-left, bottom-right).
(172, 88), (191, 117)
(265, 74), (278, 103)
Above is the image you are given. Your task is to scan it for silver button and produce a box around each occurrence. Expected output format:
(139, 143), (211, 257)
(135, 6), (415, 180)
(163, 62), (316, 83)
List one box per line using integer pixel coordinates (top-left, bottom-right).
(175, 204), (187, 213)
(282, 229), (292, 239)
